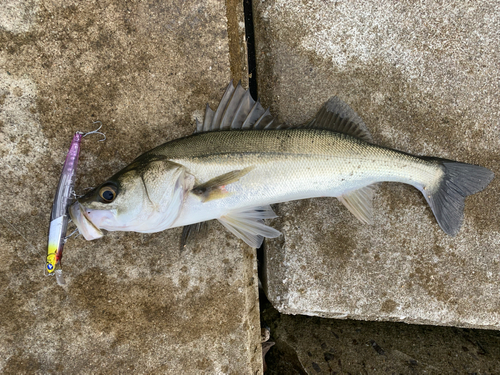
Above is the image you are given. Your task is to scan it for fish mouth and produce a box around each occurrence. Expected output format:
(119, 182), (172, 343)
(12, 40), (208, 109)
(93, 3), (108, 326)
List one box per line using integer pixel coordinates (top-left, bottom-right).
(69, 202), (104, 240)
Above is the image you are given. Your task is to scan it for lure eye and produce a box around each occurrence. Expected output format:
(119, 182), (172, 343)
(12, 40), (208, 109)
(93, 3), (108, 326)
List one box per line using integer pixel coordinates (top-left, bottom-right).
(99, 185), (117, 203)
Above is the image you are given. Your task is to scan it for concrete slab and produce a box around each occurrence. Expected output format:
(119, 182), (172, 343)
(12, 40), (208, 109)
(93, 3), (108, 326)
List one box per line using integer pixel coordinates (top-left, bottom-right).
(254, 0), (500, 328)
(0, 0), (262, 373)
(262, 302), (500, 374)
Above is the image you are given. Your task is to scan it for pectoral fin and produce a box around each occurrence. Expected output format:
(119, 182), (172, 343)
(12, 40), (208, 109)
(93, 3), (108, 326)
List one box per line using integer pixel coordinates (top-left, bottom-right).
(338, 185), (376, 224)
(192, 167), (255, 202)
(218, 205), (281, 248)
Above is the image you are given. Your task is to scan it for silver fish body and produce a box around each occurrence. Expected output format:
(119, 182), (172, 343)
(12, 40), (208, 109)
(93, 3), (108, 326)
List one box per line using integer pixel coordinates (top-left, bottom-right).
(157, 129), (441, 224)
(70, 82), (494, 247)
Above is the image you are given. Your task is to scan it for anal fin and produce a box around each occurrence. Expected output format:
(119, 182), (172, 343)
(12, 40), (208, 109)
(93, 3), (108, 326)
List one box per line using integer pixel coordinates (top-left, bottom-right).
(218, 205), (281, 248)
(337, 185), (376, 225)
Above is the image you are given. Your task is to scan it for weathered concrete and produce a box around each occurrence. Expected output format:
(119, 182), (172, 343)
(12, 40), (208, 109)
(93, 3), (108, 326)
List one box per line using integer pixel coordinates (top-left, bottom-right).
(254, 0), (500, 328)
(0, 0), (262, 373)
(262, 302), (500, 374)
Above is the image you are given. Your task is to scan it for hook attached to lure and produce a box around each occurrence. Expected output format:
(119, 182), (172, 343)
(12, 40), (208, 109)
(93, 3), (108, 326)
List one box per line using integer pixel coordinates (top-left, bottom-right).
(84, 121), (106, 141)
(46, 124), (105, 285)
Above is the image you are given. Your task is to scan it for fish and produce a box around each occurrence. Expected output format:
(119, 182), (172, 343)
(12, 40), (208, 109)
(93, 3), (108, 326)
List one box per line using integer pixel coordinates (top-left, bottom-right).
(69, 81), (494, 248)
(47, 131), (84, 285)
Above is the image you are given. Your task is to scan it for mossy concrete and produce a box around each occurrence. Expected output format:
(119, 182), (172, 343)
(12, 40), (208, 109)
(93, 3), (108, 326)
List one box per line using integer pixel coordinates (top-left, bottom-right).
(0, 0), (261, 373)
(254, 0), (500, 329)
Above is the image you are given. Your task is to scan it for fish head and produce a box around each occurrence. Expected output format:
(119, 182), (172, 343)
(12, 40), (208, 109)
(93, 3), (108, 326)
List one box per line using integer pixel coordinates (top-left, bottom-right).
(69, 156), (195, 240)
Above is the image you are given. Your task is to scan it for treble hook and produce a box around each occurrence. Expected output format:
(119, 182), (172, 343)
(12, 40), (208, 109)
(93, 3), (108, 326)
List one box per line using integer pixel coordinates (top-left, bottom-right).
(64, 228), (79, 242)
(82, 121), (106, 141)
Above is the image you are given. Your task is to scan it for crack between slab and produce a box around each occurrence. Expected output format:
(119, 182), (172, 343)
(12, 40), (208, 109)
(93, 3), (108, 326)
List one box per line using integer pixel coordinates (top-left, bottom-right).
(243, 0), (258, 99)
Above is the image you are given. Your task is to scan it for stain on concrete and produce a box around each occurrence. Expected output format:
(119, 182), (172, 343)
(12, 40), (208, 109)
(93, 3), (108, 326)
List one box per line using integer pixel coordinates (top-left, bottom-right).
(380, 299), (397, 314)
(71, 267), (242, 345)
(225, 0), (248, 85)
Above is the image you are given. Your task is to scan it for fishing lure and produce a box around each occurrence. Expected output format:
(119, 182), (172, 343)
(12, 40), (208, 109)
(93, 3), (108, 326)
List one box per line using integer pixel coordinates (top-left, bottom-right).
(46, 131), (83, 284)
(46, 125), (104, 285)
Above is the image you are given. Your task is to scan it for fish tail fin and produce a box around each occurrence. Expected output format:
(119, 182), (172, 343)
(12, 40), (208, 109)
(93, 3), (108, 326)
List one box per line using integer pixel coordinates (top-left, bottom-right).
(420, 159), (493, 236)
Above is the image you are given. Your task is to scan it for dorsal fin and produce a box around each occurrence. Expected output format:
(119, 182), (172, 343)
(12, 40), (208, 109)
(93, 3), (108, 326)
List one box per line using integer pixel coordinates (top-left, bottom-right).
(195, 118), (202, 132)
(195, 82), (371, 141)
(241, 99), (267, 129)
(196, 81), (273, 133)
(220, 82), (246, 130)
(202, 104), (214, 132)
(306, 97), (372, 142)
(211, 81), (235, 130)
(231, 89), (254, 129)
(254, 108), (274, 129)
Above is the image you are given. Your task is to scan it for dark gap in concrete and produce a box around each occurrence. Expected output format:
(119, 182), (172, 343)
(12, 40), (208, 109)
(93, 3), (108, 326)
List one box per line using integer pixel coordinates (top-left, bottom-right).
(260, 291), (309, 375)
(243, 0), (258, 99)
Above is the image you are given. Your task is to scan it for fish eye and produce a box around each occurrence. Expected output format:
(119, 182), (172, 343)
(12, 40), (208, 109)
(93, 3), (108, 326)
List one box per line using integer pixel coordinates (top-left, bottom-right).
(99, 185), (117, 203)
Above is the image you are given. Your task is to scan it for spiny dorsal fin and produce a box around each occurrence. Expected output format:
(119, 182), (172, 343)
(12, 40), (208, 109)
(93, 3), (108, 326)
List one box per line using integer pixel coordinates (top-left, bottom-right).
(306, 97), (372, 142)
(211, 81), (235, 130)
(195, 118), (202, 132)
(231, 89), (254, 129)
(202, 104), (214, 132)
(254, 108), (274, 129)
(337, 184), (376, 224)
(196, 81), (273, 132)
(217, 205), (281, 248)
(220, 83), (246, 130)
(241, 99), (267, 129)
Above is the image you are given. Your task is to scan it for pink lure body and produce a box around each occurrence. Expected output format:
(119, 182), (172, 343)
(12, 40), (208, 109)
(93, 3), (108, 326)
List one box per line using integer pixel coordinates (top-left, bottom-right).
(46, 132), (83, 281)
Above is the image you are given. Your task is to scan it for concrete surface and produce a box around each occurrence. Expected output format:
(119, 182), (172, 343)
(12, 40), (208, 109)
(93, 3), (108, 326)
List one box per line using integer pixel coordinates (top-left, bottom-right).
(0, 0), (262, 373)
(261, 301), (500, 374)
(254, 0), (500, 328)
